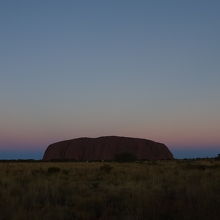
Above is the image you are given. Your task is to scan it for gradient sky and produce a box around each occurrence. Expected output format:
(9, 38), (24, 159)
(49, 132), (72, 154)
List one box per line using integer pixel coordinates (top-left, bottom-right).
(0, 0), (220, 159)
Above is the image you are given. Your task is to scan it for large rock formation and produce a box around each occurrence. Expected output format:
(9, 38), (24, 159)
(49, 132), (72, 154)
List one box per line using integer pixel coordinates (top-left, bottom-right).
(43, 136), (173, 161)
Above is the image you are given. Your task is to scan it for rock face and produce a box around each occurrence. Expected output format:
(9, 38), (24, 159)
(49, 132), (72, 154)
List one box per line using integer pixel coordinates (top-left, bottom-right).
(43, 136), (173, 161)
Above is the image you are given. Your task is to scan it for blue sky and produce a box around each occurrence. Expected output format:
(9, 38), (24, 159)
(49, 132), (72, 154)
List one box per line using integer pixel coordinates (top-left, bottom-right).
(0, 0), (220, 159)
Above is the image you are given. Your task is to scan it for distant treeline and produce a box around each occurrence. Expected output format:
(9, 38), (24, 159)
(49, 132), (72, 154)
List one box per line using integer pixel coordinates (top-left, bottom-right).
(0, 155), (219, 162)
(0, 159), (41, 162)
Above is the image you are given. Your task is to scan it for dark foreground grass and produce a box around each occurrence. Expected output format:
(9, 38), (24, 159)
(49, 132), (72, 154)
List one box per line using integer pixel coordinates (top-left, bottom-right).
(0, 160), (220, 220)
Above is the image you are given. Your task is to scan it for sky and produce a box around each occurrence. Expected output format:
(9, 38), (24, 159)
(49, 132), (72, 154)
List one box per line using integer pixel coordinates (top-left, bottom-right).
(0, 0), (220, 159)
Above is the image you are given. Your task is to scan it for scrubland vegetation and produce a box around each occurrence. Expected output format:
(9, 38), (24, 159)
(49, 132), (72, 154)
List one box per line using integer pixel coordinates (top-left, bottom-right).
(0, 160), (220, 220)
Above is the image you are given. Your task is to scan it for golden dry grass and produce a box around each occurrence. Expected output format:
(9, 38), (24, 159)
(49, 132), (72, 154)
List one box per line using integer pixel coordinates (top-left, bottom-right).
(0, 160), (220, 220)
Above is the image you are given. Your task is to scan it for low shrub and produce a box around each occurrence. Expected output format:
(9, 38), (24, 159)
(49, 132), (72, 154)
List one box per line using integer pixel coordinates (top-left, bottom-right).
(99, 164), (113, 173)
(114, 152), (137, 162)
(47, 167), (60, 174)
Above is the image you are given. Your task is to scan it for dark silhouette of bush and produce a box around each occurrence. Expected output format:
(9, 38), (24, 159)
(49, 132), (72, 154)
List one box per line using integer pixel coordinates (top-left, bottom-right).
(99, 164), (113, 173)
(216, 154), (220, 160)
(47, 167), (60, 174)
(114, 152), (137, 162)
(31, 169), (45, 175)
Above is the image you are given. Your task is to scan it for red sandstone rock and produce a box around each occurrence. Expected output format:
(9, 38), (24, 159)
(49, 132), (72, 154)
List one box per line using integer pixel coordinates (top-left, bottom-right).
(43, 136), (173, 161)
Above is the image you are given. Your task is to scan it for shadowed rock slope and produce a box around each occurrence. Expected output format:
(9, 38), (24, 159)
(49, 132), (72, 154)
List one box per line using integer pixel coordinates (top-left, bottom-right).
(43, 136), (173, 161)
